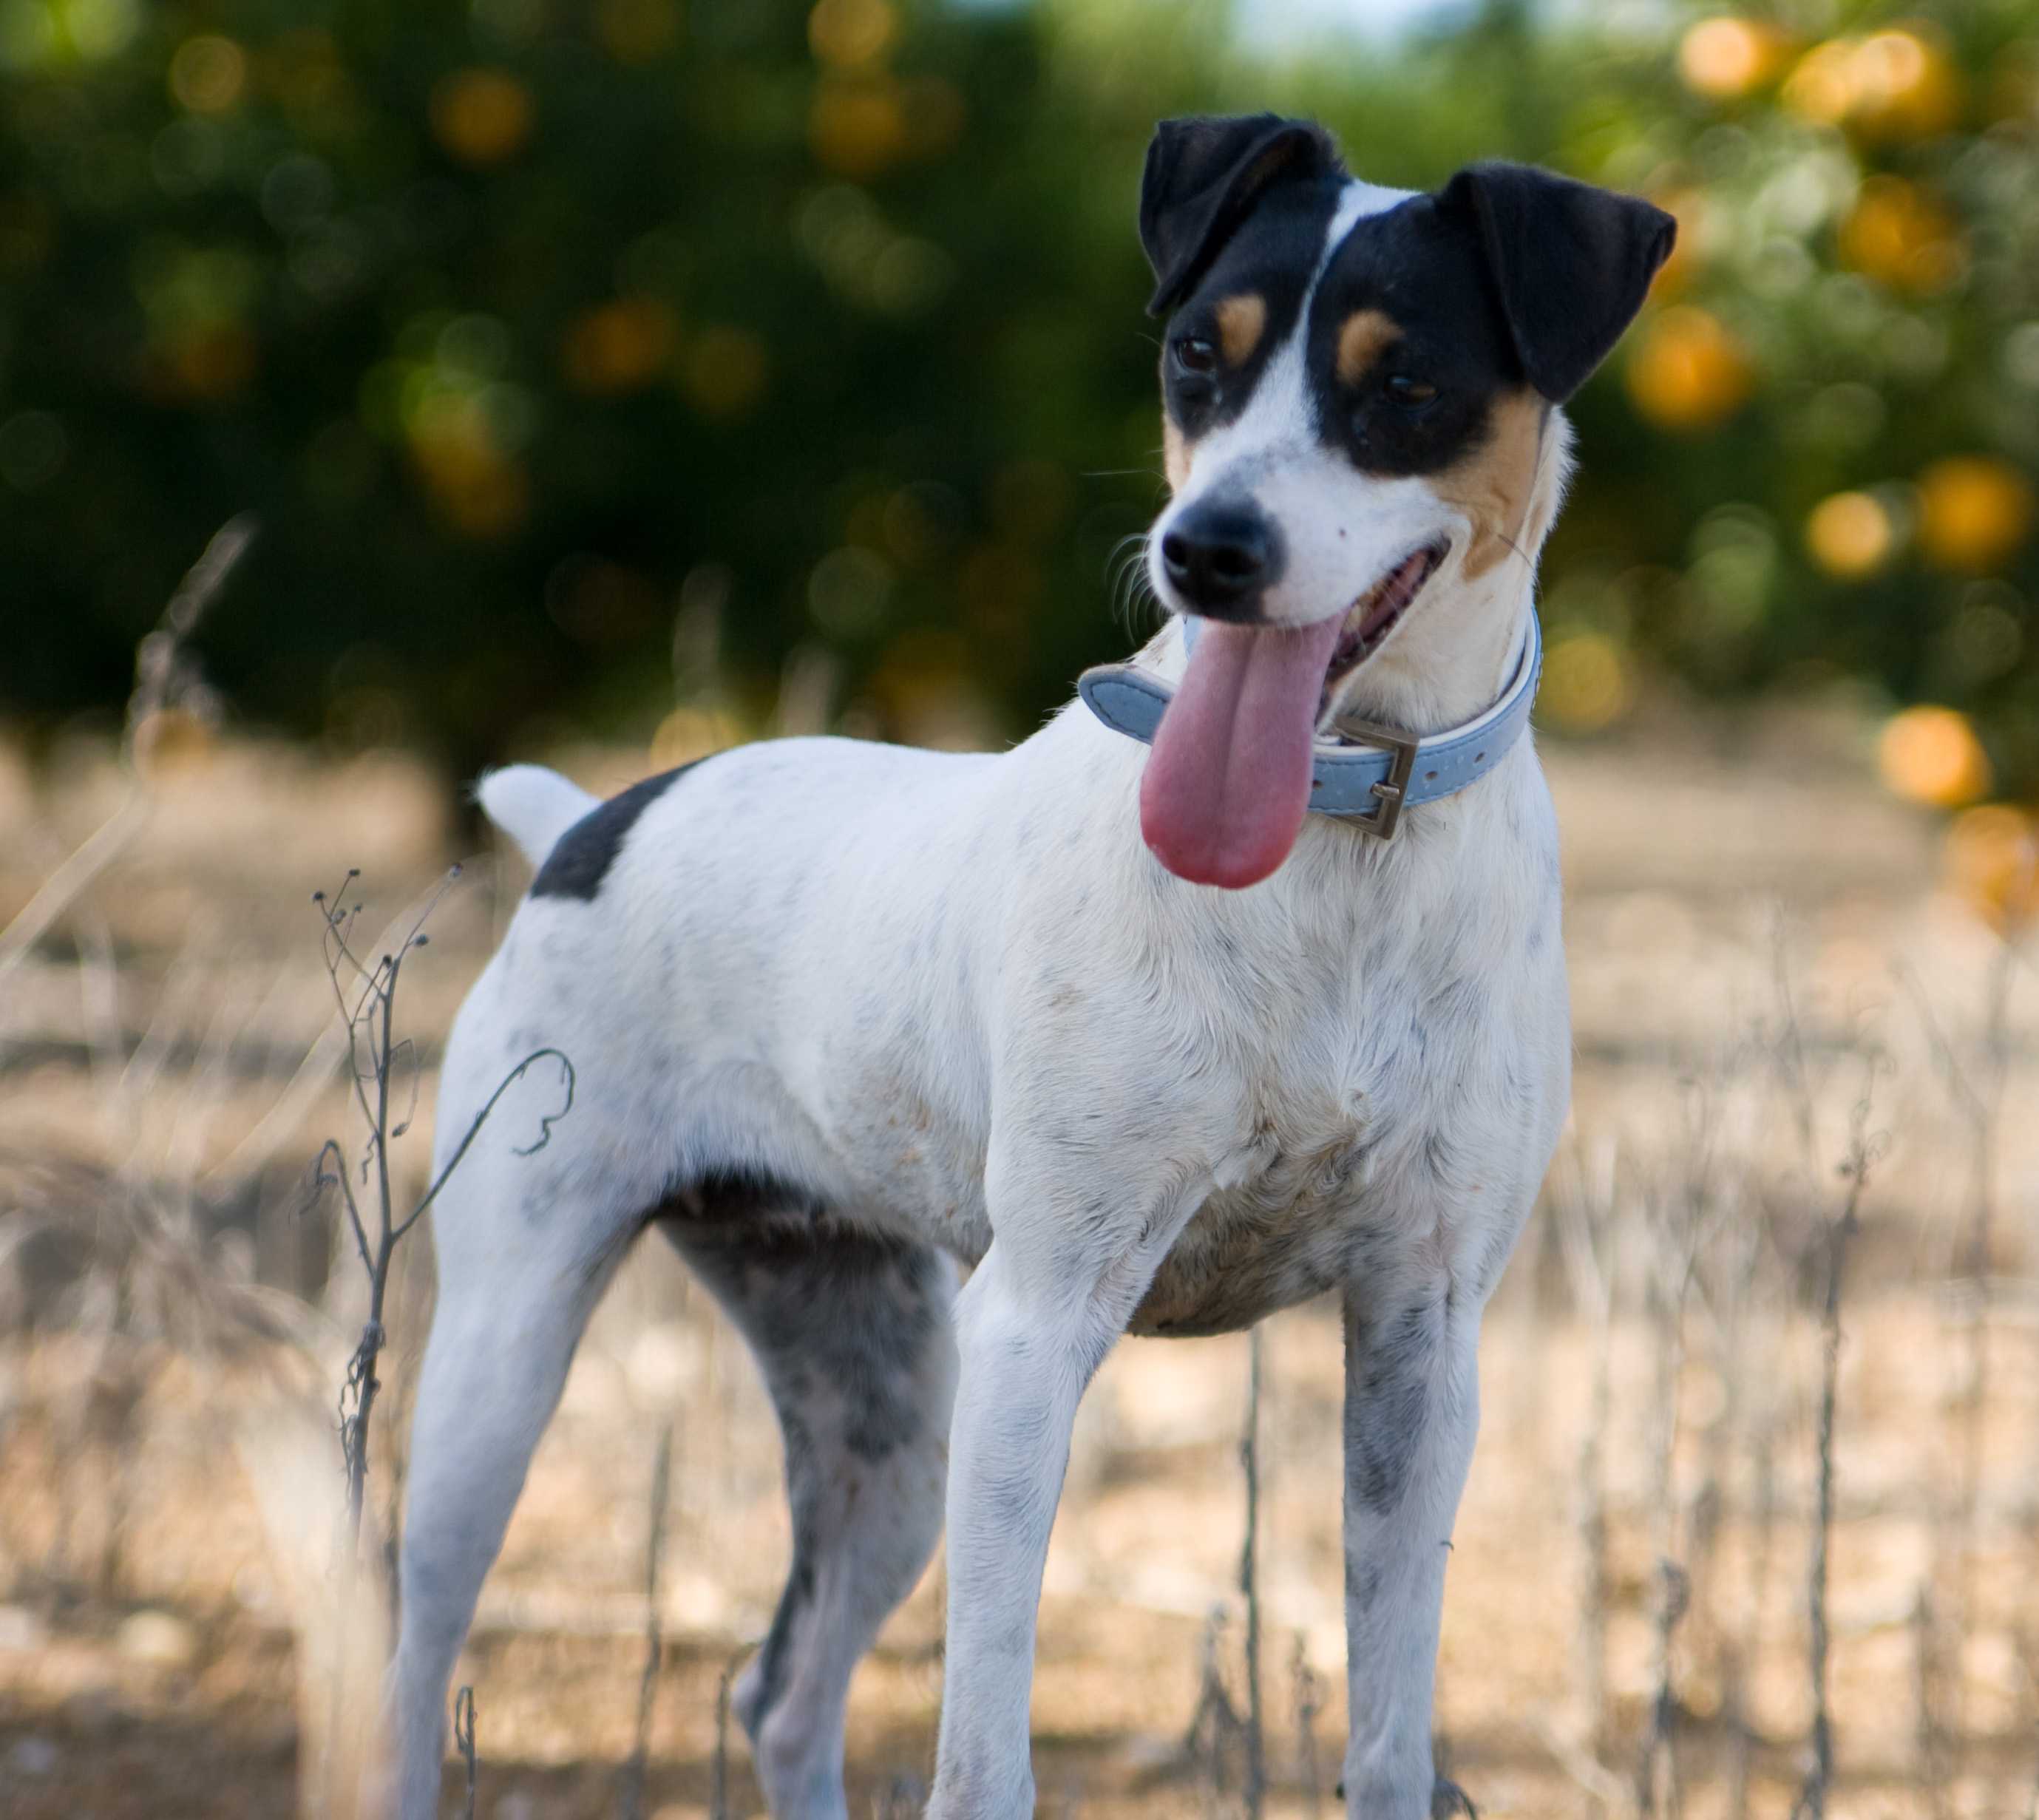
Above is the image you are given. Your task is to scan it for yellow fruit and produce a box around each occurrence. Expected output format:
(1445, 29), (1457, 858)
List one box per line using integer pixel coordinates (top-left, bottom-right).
(1836, 176), (1964, 294)
(1804, 491), (1894, 579)
(560, 298), (676, 395)
(1678, 18), (1789, 101)
(407, 397), (528, 537)
(1944, 804), (2038, 931)
(809, 0), (895, 68)
(1624, 307), (1753, 431)
(1916, 457), (2036, 572)
(1878, 705), (1990, 807)
(430, 68), (534, 168)
(808, 75), (908, 177)
(1783, 29), (1963, 140)
(1646, 189), (1706, 298)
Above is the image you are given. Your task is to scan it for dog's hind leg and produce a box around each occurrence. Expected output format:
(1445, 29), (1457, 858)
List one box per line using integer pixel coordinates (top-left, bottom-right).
(385, 1144), (641, 1820)
(662, 1209), (958, 1820)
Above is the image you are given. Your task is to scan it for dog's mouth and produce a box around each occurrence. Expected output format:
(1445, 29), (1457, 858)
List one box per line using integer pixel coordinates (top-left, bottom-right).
(1138, 537), (1451, 891)
(1315, 538), (1449, 732)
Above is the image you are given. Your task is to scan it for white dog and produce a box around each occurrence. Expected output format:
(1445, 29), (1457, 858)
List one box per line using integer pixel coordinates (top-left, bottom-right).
(389, 113), (1672, 1820)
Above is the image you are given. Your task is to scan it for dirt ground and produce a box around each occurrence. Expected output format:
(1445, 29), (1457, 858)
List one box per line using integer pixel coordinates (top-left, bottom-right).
(1, 702), (2036, 1819)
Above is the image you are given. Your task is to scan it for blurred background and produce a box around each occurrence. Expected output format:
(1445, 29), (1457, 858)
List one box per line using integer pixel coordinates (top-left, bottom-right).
(6, 2), (2039, 1817)
(1, 0), (2037, 835)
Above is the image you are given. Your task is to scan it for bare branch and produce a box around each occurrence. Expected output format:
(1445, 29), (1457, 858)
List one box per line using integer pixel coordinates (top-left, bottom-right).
(311, 1138), (373, 1277)
(454, 1685), (478, 1820)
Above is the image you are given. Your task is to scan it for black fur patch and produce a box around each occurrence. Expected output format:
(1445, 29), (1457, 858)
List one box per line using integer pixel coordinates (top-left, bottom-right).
(529, 760), (703, 902)
(1304, 194), (1522, 481)
(1344, 1294), (1444, 1512)
(1160, 173), (1344, 442)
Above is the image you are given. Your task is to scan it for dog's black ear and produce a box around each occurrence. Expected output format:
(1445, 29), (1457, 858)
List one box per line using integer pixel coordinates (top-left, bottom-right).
(1140, 114), (1342, 317)
(1439, 162), (1676, 403)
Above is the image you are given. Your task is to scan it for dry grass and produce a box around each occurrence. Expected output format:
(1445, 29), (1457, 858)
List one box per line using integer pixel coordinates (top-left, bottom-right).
(0, 696), (2035, 1819)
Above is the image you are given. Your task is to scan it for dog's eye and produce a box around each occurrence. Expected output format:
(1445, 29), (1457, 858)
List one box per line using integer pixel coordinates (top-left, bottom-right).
(1173, 336), (1218, 376)
(1386, 374), (1439, 408)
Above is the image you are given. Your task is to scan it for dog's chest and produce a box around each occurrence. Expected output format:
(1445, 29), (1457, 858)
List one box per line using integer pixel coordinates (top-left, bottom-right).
(1126, 887), (1563, 1337)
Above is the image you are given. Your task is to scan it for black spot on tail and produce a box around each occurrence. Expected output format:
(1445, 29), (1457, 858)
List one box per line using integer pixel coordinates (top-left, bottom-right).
(530, 760), (704, 901)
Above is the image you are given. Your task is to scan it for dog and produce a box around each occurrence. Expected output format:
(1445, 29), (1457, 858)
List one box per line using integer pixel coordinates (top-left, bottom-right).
(388, 113), (1672, 1820)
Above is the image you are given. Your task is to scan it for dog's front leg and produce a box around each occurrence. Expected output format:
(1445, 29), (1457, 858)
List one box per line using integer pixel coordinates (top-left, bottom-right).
(1339, 1272), (1483, 1819)
(929, 1144), (1205, 1820)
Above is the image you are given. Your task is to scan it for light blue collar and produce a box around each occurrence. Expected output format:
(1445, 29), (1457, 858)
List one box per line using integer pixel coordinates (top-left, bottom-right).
(1076, 612), (1541, 841)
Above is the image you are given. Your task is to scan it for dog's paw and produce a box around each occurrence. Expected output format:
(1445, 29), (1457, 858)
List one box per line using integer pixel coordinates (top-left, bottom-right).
(1431, 1774), (1478, 1820)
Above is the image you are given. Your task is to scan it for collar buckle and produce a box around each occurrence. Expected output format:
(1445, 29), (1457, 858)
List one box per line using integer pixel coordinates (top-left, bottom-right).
(1323, 719), (1419, 840)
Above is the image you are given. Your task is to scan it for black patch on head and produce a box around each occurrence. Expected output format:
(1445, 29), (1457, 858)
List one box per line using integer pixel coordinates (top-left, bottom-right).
(529, 759), (704, 901)
(1306, 194), (1524, 481)
(1154, 145), (1345, 444)
(1438, 160), (1675, 403)
(1140, 113), (1344, 316)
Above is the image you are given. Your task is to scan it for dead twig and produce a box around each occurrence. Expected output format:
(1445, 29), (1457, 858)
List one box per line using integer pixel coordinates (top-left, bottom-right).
(455, 1684), (478, 1820)
(1240, 1327), (1266, 1820)
(619, 1423), (675, 1820)
(310, 866), (576, 1546)
(1292, 1631), (1323, 1820)
(0, 515), (248, 981)
(710, 1653), (737, 1820)
(1790, 1068), (1885, 1820)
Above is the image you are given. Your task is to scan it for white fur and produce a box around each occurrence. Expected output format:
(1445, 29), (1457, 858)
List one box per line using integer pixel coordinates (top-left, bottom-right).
(473, 764), (597, 866)
(387, 181), (1575, 1820)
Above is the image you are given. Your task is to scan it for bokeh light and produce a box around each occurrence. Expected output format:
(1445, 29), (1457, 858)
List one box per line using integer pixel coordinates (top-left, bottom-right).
(168, 35), (246, 113)
(1540, 632), (1634, 734)
(1878, 704), (1991, 807)
(430, 67), (535, 166)
(810, 0), (895, 69)
(1624, 306), (1753, 432)
(1944, 802), (2038, 930)
(1916, 458), (2035, 573)
(1836, 177), (1965, 296)
(1803, 491), (1895, 580)
(1677, 18), (1789, 102)
(1783, 28), (1964, 140)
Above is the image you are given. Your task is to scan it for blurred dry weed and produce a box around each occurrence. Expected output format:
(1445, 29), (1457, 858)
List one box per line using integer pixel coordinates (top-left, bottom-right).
(1, 671), (2035, 1817)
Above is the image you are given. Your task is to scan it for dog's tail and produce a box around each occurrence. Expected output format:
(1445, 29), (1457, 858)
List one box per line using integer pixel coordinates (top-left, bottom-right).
(475, 765), (598, 866)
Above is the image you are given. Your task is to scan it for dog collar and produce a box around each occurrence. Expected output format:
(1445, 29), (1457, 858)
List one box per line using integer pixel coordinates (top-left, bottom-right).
(1076, 612), (1541, 842)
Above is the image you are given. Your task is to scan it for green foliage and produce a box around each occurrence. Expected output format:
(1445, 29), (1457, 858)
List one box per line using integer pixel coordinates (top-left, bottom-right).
(2, 0), (2037, 799)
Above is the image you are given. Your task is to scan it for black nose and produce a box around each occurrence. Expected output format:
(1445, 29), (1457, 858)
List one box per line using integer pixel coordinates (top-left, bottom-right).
(1159, 501), (1279, 618)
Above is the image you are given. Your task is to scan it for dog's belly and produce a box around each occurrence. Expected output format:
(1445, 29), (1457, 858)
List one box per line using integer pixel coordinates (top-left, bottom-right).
(1129, 1189), (1360, 1336)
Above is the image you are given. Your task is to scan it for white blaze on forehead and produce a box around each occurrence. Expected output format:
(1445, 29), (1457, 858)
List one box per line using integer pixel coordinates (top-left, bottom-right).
(1320, 178), (1418, 270)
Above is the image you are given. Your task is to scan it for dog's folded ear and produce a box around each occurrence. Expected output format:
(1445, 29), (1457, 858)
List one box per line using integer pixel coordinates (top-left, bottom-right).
(1439, 163), (1676, 403)
(1140, 114), (1342, 317)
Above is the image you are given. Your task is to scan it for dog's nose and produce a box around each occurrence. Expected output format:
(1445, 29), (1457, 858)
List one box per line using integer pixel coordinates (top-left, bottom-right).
(1159, 503), (1279, 618)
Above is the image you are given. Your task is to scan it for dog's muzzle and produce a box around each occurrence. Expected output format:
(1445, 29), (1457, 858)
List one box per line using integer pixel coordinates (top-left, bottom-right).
(1077, 613), (1542, 842)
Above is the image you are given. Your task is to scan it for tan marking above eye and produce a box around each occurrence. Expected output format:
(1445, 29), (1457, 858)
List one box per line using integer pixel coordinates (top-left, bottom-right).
(1334, 308), (1400, 387)
(1431, 387), (1548, 582)
(1214, 293), (1266, 367)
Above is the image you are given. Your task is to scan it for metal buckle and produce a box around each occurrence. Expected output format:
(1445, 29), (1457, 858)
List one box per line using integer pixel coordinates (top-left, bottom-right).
(1326, 719), (1419, 840)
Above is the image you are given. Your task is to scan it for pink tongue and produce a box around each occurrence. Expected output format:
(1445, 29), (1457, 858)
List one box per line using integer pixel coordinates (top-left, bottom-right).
(1140, 615), (1346, 889)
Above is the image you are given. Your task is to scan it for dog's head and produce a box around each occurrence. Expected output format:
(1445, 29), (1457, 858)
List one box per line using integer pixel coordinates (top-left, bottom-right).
(1134, 114), (1674, 888)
